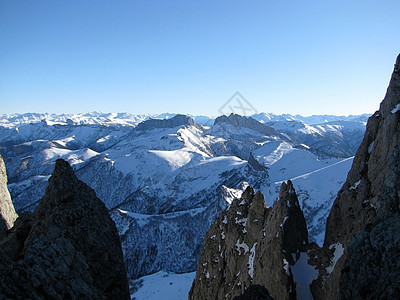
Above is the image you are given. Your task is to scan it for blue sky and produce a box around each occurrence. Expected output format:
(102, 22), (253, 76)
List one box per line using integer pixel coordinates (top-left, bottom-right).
(1, 0), (399, 116)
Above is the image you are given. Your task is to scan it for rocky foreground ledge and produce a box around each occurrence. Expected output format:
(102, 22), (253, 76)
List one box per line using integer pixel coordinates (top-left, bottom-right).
(0, 158), (130, 299)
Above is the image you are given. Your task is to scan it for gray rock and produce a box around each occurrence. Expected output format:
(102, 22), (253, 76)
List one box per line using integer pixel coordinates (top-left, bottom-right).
(0, 154), (18, 239)
(340, 215), (400, 299)
(214, 113), (279, 137)
(312, 53), (400, 299)
(135, 114), (199, 131)
(189, 181), (307, 300)
(233, 284), (274, 300)
(0, 159), (130, 299)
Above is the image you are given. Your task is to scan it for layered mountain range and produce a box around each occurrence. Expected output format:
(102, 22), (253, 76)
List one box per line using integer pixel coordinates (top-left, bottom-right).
(0, 109), (366, 282)
(0, 105), (369, 284)
(190, 54), (400, 299)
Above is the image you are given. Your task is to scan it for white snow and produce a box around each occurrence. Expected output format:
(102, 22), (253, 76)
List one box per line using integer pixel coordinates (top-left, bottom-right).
(262, 154), (353, 245)
(368, 141), (375, 153)
(235, 217), (248, 227)
(391, 104), (400, 113)
(222, 185), (245, 205)
(248, 243), (257, 278)
(117, 209), (152, 227)
(350, 180), (361, 190)
(283, 258), (290, 276)
(116, 207), (207, 227)
(43, 147), (99, 165)
(326, 243), (344, 274)
(130, 271), (196, 300)
(280, 216), (289, 228)
(274, 157), (354, 184)
(148, 149), (193, 170)
(235, 239), (249, 255)
(33, 175), (51, 182)
(253, 141), (294, 167)
(291, 252), (319, 300)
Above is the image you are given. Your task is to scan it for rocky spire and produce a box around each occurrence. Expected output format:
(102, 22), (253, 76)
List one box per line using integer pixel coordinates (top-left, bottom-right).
(0, 154), (18, 240)
(0, 159), (130, 299)
(312, 53), (400, 299)
(279, 180), (308, 263)
(189, 181), (309, 300)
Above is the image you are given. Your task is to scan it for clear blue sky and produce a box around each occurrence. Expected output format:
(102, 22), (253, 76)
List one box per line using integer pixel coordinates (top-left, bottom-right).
(1, 0), (399, 116)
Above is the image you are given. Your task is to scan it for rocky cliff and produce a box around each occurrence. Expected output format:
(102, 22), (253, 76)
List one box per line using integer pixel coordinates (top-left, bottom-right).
(0, 159), (130, 299)
(311, 54), (400, 299)
(189, 181), (311, 300)
(135, 114), (198, 131)
(190, 54), (400, 300)
(0, 154), (18, 240)
(214, 113), (279, 137)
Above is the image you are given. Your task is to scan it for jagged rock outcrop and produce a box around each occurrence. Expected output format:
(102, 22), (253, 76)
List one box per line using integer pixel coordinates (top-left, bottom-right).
(189, 181), (309, 300)
(248, 152), (267, 171)
(311, 54), (400, 299)
(214, 113), (279, 136)
(0, 159), (130, 299)
(0, 154), (18, 240)
(135, 114), (198, 131)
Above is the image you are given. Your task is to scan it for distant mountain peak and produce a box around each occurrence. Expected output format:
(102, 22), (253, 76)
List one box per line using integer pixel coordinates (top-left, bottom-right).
(135, 114), (198, 131)
(214, 113), (278, 136)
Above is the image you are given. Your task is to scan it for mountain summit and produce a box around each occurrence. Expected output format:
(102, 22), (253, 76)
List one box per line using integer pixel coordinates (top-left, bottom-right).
(135, 114), (198, 131)
(214, 113), (278, 136)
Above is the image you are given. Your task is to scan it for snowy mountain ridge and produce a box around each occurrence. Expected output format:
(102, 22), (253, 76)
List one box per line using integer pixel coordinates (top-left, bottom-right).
(0, 111), (369, 128)
(0, 111), (369, 282)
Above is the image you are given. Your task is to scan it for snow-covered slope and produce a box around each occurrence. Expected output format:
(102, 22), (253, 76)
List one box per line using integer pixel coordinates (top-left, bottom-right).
(0, 112), (367, 282)
(130, 271), (196, 300)
(250, 141), (353, 244)
(252, 112), (368, 157)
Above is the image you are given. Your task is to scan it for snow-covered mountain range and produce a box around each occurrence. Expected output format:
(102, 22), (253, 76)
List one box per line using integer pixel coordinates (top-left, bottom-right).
(0, 111), (369, 280)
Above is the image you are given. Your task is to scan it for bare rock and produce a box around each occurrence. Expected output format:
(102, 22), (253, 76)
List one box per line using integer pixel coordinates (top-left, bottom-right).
(214, 113), (279, 136)
(189, 181), (308, 300)
(0, 159), (130, 299)
(135, 114), (199, 131)
(313, 54), (400, 299)
(233, 284), (274, 300)
(0, 154), (18, 239)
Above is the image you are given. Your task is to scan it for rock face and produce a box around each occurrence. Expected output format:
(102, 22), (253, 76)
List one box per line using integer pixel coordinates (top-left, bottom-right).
(189, 181), (309, 300)
(214, 113), (279, 137)
(135, 114), (198, 131)
(0, 154), (18, 239)
(0, 159), (130, 299)
(312, 54), (400, 299)
(233, 284), (274, 300)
